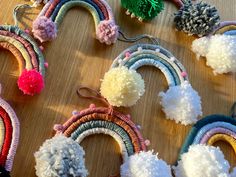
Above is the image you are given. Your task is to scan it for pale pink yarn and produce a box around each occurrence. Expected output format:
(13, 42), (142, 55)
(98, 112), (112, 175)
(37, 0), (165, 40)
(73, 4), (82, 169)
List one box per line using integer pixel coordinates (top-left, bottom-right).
(32, 16), (57, 42)
(96, 20), (119, 45)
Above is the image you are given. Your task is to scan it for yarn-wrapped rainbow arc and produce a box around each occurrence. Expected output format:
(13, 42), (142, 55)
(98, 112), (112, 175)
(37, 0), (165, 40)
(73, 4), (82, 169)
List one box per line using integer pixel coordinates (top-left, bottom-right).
(111, 44), (188, 87)
(33, 0), (119, 45)
(179, 115), (236, 156)
(0, 25), (45, 96)
(54, 104), (146, 160)
(212, 21), (236, 36)
(0, 94), (19, 174)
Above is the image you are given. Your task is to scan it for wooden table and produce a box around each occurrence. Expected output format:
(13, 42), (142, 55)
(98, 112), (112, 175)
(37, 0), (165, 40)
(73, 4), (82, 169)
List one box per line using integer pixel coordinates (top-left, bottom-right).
(0, 0), (236, 176)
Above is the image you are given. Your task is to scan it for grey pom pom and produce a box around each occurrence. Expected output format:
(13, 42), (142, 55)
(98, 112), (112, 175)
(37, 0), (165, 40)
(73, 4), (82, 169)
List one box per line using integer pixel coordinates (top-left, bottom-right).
(174, 1), (220, 36)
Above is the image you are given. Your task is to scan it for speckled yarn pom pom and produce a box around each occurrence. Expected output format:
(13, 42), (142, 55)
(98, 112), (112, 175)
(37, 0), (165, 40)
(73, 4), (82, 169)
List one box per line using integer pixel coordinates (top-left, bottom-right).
(174, 0), (220, 36)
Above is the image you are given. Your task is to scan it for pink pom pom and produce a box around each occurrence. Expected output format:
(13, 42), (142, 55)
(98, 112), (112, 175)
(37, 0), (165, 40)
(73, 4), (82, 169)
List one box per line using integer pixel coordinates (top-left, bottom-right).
(44, 62), (49, 68)
(32, 16), (57, 43)
(89, 104), (96, 109)
(181, 71), (188, 77)
(24, 29), (30, 34)
(39, 46), (44, 51)
(145, 139), (151, 146)
(17, 69), (44, 96)
(53, 124), (64, 132)
(96, 20), (119, 45)
(125, 52), (131, 58)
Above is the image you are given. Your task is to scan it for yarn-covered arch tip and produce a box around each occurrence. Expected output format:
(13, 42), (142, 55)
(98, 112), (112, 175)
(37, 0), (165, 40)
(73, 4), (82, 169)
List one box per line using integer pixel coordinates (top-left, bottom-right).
(34, 104), (151, 177)
(212, 21), (236, 36)
(0, 88), (20, 176)
(174, 114), (236, 177)
(0, 25), (46, 96)
(101, 44), (202, 125)
(32, 0), (119, 45)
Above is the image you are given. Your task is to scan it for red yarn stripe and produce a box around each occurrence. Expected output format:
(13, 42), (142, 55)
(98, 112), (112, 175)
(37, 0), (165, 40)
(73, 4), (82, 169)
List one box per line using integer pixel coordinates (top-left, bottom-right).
(0, 107), (13, 166)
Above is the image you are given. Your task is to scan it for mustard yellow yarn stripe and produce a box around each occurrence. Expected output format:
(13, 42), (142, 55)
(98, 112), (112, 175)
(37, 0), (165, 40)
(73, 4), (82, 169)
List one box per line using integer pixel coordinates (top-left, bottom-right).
(0, 118), (5, 154)
(214, 25), (236, 34)
(0, 35), (33, 70)
(55, 1), (100, 29)
(207, 134), (236, 154)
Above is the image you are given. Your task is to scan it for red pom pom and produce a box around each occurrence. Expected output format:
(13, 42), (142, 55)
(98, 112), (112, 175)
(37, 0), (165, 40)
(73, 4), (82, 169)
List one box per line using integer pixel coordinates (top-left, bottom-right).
(17, 69), (44, 96)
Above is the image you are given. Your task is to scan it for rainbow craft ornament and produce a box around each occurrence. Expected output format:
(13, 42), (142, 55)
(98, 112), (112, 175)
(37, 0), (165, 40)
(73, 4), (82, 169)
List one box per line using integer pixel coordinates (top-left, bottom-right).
(0, 5), (46, 96)
(32, 0), (119, 45)
(34, 88), (147, 177)
(100, 43), (202, 125)
(34, 88), (174, 177)
(0, 85), (20, 176)
(174, 103), (236, 177)
(192, 21), (236, 75)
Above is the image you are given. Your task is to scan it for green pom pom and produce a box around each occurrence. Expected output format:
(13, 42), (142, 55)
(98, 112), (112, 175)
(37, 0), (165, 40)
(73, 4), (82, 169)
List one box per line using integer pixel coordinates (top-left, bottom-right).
(121, 0), (164, 20)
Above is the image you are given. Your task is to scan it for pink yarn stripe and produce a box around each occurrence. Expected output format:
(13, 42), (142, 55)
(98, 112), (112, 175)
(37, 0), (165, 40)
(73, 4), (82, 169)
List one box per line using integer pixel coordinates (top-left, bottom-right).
(0, 97), (19, 172)
(38, 0), (53, 17)
(200, 127), (236, 144)
(0, 30), (38, 71)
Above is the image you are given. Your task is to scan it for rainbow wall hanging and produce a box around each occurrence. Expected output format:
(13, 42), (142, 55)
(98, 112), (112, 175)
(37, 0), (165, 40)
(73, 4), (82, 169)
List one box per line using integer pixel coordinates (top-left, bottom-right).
(173, 104), (236, 177)
(32, 0), (119, 45)
(34, 95), (148, 176)
(0, 86), (20, 176)
(100, 43), (202, 125)
(0, 25), (46, 96)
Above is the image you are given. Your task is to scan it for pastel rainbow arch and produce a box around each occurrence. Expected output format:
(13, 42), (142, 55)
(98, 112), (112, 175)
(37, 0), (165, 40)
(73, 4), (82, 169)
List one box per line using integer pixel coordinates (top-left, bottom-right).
(212, 21), (236, 36)
(33, 0), (119, 45)
(111, 44), (188, 87)
(0, 25), (45, 96)
(0, 95), (19, 174)
(179, 114), (236, 156)
(54, 104), (146, 160)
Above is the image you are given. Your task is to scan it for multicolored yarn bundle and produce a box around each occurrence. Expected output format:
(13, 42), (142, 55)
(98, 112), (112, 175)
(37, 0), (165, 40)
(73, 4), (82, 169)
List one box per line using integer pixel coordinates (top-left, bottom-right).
(121, 0), (164, 21)
(0, 84), (20, 176)
(0, 25), (46, 95)
(100, 43), (202, 125)
(34, 88), (174, 177)
(32, 0), (119, 45)
(171, 0), (220, 37)
(174, 104), (236, 177)
(192, 21), (236, 75)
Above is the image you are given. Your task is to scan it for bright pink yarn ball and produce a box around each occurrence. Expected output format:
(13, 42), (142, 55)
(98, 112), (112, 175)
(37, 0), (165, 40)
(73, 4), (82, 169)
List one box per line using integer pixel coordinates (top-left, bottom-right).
(17, 69), (44, 96)
(32, 16), (57, 42)
(96, 20), (119, 45)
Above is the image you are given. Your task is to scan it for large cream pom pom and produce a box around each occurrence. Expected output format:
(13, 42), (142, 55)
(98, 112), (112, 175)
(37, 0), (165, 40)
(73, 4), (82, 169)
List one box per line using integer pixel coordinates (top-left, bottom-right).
(192, 35), (236, 74)
(174, 144), (231, 177)
(120, 151), (172, 177)
(34, 135), (88, 177)
(159, 81), (202, 125)
(100, 66), (145, 107)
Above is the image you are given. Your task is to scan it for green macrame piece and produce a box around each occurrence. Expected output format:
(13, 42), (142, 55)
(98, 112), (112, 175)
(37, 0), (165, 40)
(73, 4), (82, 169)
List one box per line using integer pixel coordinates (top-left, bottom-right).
(121, 0), (164, 20)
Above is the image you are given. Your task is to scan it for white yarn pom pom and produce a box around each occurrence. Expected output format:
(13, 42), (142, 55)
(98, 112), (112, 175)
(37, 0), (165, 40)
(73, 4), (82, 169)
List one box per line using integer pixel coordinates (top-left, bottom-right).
(120, 151), (172, 177)
(174, 144), (231, 177)
(192, 35), (236, 74)
(34, 135), (88, 177)
(100, 66), (145, 107)
(159, 81), (202, 125)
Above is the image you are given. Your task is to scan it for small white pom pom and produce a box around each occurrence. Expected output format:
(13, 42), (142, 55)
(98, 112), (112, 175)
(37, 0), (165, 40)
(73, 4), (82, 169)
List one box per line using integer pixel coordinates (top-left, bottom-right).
(100, 66), (145, 107)
(35, 135), (88, 177)
(174, 144), (231, 177)
(120, 151), (172, 177)
(192, 35), (236, 74)
(159, 82), (202, 125)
